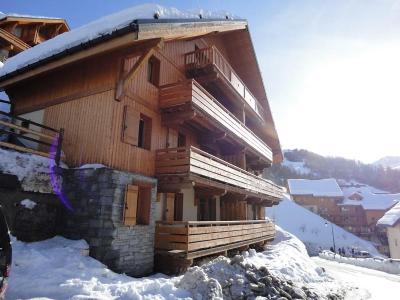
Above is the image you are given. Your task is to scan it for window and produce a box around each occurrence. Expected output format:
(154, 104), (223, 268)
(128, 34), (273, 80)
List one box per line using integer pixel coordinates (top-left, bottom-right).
(138, 113), (152, 150)
(137, 186), (151, 225)
(123, 184), (152, 226)
(122, 106), (152, 150)
(147, 55), (160, 86)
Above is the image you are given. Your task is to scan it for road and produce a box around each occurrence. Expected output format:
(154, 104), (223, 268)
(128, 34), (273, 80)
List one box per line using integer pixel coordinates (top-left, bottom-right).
(313, 257), (400, 300)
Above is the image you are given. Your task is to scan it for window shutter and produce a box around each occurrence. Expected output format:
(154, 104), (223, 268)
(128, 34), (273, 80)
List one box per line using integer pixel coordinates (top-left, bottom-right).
(165, 193), (175, 222)
(124, 185), (138, 225)
(122, 105), (140, 146)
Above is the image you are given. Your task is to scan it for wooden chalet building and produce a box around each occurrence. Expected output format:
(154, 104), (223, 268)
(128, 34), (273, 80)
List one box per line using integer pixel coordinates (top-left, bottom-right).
(287, 178), (344, 223)
(0, 13), (69, 61)
(0, 6), (283, 275)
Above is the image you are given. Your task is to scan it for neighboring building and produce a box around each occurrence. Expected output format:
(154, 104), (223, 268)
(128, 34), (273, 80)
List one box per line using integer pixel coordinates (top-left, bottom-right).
(0, 12), (69, 61)
(377, 202), (400, 259)
(288, 178), (399, 254)
(0, 6), (283, 275)
(287, 178), (344, 222)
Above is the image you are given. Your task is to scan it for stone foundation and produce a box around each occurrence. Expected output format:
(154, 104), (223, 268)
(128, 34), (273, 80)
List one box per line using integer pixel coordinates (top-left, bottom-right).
(60, 167), (157, 276)
(0, 172), (61, 242)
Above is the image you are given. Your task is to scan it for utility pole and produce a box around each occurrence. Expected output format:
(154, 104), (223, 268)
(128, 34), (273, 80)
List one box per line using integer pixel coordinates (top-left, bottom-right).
(325, 221), (336, 253)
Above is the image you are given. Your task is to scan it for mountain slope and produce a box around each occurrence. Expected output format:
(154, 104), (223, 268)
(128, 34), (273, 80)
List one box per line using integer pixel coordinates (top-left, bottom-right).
(264, 149), (400, 193)
(373, 156), (400, 169)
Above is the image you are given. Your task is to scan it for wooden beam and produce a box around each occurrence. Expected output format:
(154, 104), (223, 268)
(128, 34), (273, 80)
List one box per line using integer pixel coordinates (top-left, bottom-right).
(0, 28), (31, 52)
(115, 38), (163, 100)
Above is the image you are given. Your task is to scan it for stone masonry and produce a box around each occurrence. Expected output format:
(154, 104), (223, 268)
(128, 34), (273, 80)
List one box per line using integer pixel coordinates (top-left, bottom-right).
(60, 167), (157, 277)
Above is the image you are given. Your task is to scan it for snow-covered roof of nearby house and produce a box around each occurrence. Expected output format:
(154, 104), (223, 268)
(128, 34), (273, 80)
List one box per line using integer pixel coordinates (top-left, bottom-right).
(0, 4), (238, 79)
(0, 11), (64, 21)
(340, 184), (400, 210)
(287, 178), (343, 197)
(377, 202), (400, 227)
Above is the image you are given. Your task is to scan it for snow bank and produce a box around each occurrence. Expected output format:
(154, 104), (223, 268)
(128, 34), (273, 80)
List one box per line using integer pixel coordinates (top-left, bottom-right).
(377, 202), (400, 226)
(287, 178), (343, 197)
(267, 194), (381, 256)
(77, 163), (107, 169)
(0, 148), (63, 193)
(319, 251), (400, 275)
(243, 227), (328, 285)
(0, 4), (237, 78)
(8, 236), (191, 299)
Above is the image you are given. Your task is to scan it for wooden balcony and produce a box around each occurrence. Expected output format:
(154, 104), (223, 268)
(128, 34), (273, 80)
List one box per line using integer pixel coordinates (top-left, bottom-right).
(155, 220), (275, 260)
(159, 80), (273, 164)
(155, 146), (283, 202)
(184, 46), (264, 120)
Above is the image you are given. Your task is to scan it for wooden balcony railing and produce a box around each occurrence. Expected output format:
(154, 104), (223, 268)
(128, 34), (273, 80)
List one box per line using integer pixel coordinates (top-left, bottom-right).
(160, 80), (273, 163)
(185, 46), (264, 117)
(155, 146), (283, 200)
(0, 111), (64, 165)
(155, 220), (275, 259)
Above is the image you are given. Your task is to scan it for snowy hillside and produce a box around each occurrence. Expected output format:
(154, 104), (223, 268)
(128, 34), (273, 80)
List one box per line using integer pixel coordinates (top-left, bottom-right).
(373, 156), (400, 170)
(7, 228), (344, 299)
(267, 195), (381, 256)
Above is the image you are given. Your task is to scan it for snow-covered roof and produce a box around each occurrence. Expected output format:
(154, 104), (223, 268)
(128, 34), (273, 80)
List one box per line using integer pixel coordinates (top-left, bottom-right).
(0, 4), (239, 79)
(287, 178), (343, 197)
(340, 184), (400, 210)
(0, 11), (64, 21)
(377, 202), (400, 227)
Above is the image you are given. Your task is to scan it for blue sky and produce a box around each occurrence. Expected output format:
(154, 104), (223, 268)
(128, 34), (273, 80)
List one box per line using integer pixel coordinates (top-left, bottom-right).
(2, 0), (400, 163)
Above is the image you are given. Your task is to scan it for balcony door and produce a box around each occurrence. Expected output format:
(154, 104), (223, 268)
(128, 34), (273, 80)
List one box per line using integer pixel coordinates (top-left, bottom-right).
(198, 197), (216, 221)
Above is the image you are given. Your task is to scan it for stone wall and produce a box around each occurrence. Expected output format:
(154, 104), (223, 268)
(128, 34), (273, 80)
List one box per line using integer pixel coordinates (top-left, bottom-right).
(0, 172), (61, 241)
(60, 167), (157, 276)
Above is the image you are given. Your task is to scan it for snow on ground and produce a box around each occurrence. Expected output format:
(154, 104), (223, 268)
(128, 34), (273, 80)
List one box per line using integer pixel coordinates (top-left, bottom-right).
(0, 148), (63, 193)
(267, 194), (381, 256)
(8, 227), (344, 299)
(8, 236), (191, 300)
(319, 251), (400, 275)
(314, 256), (400, 300)
(287, 178), (343, 197)
(0, 4), (237, 78)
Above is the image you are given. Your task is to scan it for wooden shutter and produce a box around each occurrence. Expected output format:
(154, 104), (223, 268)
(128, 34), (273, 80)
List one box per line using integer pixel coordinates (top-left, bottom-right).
(122, 105), (140, 145)
(166, 193), (175, 222)
(124, 185), (138, 225)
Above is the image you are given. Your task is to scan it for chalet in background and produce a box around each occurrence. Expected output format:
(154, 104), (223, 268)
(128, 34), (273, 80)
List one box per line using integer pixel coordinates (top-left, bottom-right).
(378, 202), (400, 259)
(288, 178), (399, 255)
(0, 7), (283, 275)
(0, 13), (69, 61)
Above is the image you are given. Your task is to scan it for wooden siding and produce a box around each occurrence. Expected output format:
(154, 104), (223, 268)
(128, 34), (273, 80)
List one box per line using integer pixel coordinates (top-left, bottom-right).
(7, 35), (275, 176)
